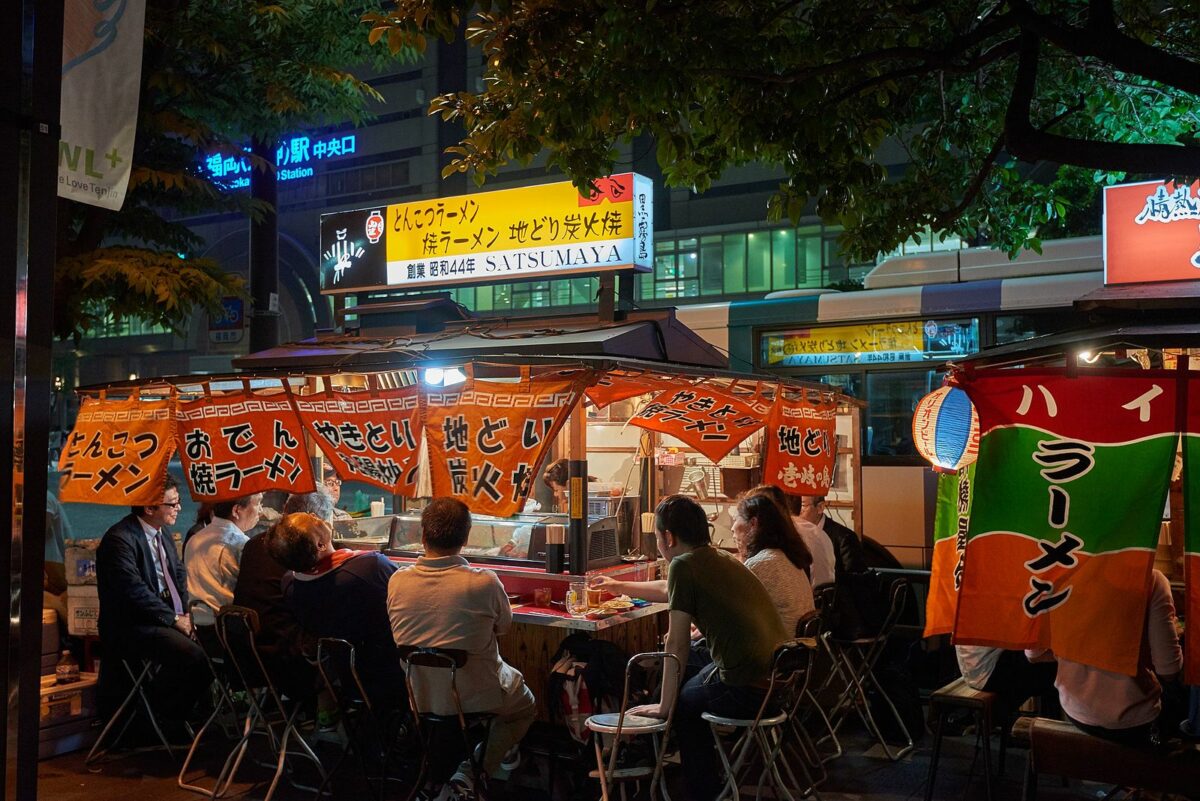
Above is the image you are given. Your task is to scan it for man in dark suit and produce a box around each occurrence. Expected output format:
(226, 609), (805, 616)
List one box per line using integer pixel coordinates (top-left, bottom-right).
(96, 475), (207, 725)
(799, 496), (868, 577)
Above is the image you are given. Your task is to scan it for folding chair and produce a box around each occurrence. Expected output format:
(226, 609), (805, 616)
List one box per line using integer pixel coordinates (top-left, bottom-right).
(823, 577), (914, 761)
(800, 584), (845, 765)
(778, 611), (829, 796)
(178, 600), (246, 796)
(316, 637), (407, 800)
(215, 606), (327, 801)
(86, 657), (181, 764)
(584, 651), (681, 801)
(702, 639), (818, 801)
(397, 645), (496, 801)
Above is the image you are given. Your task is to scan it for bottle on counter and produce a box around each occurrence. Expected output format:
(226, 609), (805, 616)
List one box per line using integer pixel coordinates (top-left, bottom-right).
(55, 650), (79, 685)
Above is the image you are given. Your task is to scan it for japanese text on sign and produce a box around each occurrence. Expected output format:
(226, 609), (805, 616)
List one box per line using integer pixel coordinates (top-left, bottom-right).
(765, 394), (837, 495)
(630, 386), (765, 463)
(59, 397), (176, 505)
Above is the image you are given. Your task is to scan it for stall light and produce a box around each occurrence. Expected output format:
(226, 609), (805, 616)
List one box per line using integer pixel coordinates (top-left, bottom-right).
(128, 372), (138, 381)
(1078, 350), (1101, 364)
(423, 367), (466, 386)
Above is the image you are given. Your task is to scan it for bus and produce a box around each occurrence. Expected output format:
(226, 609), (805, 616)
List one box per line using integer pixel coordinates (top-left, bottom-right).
(677, 235), (1103, 567)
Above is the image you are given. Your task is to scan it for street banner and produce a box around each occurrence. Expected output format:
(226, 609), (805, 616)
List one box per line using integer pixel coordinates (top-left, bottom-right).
(1182, 383), (1200, 684)
(764, 392), (837, 495)
(58, 0), (147, 210)
(294, 385), (422, 495)
(424, 368), (583, 516)
(175, 389), (316, 502)
(955, 370), (1175, 675)
(59, 395), (175, 505)
(924, 463), (974, 637)
(584, 372), (674, 409)
(630, 383), (764, 463)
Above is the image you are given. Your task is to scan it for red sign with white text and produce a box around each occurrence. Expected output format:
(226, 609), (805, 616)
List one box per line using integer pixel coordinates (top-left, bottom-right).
(1105, 180), (1200, 285)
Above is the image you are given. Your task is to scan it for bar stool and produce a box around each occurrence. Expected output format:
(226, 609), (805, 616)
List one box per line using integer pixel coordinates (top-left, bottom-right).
(86, 657), (181, 764)
(702, 639), (818, 801)
(925, 677), (1004, 801)
(584, 651), (681, 801)
(397, 645), (496, 801)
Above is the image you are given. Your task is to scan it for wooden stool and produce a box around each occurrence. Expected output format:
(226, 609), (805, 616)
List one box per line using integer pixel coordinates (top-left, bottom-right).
(925, 677), (1007, 801)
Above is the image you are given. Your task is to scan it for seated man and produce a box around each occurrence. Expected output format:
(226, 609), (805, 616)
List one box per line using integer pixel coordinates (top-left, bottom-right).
(956, 645), (1058, 723)
(797, 495), (867, 578)
(630, 495), (789, 801)
(184, 493), (262, 610)
(95, 476), (207, 730)
(272, 511), (403, 708)
(388, 498), (534, 797)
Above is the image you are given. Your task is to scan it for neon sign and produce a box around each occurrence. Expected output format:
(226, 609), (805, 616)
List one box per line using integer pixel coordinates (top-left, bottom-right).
(203, 134), (357, 188)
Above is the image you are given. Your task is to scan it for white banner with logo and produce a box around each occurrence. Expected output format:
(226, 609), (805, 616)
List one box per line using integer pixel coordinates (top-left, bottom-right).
(57, 0), (148, 210)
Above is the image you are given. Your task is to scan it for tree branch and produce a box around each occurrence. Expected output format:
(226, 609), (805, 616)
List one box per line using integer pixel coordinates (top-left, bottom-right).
(934, 136), (1005, 229)
(1009, 0), (1200, 97)
(1005, 31), (1200, 174)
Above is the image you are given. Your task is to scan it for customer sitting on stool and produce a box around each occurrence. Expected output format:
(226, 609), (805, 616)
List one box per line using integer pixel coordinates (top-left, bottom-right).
(95, 475), (207, 733)
(387, 498), (535, 800)
(628, 495), (789, 801)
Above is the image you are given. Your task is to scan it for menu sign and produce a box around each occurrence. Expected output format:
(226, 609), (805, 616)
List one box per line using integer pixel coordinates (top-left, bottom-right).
(59, 396), (176, 505)
(1104, 179), (1200, 285)
(320, 173), (653, 293)
(764, 393), (837, 495)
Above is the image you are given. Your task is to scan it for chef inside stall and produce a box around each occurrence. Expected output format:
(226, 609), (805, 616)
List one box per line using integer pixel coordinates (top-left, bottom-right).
(496, 458), (597, 558)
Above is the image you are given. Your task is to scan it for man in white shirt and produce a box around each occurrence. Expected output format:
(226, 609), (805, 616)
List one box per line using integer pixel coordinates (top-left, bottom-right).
(388, 498), (534, 798)
(184, 493), (263, 610)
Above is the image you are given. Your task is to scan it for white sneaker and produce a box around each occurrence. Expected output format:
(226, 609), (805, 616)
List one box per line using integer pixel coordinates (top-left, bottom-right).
(500, 745), (521, 772)
(449, 762), (475, 801)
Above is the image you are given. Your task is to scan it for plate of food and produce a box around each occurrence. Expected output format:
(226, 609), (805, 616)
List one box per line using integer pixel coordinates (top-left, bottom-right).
(601, 597), (635, 612)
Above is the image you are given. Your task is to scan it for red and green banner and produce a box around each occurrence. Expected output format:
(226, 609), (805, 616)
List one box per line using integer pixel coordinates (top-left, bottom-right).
(924, 462), (974, 637)
(1183, 384), (1200, 685)
(954, 370), (1175, 676)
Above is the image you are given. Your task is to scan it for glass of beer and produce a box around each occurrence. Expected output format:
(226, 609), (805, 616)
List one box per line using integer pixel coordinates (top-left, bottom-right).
(586, 574), (604, 608)
(566, 582), (587, 616)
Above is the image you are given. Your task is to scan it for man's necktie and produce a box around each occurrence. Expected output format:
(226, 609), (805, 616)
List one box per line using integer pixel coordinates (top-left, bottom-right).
(155, 531), (184, 616)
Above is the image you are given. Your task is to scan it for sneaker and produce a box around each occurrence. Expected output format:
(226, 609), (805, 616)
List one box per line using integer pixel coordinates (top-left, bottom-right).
(449, 762), (475, 801)
(416, 784), (452, 801)
(500, 745), (521, 772)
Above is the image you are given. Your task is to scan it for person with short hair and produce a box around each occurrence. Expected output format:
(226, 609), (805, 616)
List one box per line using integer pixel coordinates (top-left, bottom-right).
(797, 495), (867, 578)
(274, 512), (403, 706)
(387, 498), (534, 797)
(733, 493), (815, 636)
(95, 475), (207, 728)
(630, 495), (789, 801)
(184, 493), (263, 609)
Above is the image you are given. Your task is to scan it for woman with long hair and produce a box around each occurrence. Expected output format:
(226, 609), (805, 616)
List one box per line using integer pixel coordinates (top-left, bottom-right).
(733, 492), (815, 636)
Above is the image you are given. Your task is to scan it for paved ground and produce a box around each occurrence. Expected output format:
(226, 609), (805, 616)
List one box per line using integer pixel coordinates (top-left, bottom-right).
(37, 720), (1101, 801)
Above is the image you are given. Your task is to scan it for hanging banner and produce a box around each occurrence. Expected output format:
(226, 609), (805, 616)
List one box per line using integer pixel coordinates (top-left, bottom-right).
(294, 385), (422, 495)
(175, 389), (316, 502)
(58, 395), (175, 505)
(924, 463), (974, 637)
(1183, 383), (1200, 685)
(57, 0), (148, 210)
(764, 393), (837, 495)
(630, 384), (764, 463)
(955, 370), (1175, 675)
(584, 372), (675, 409)
(424, 369), (583, 516)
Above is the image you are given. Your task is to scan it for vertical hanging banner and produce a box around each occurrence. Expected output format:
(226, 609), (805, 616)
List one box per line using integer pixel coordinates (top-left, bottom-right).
(176, 389), (316, 502)
(629, 383), (764, 462)
(955, 370), (1175, 675)
(424, 369), (584, 516)
(58, 395), (175, 505)
(58, 0), (148, 210)
(924, 463), (974, 637)
(1183, 382), (1200, 685)
(764, 392), (837, 495)
(293, 385), (422, 495)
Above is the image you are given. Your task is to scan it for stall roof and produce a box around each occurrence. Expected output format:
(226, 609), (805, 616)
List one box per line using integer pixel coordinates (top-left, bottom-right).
(232, 311), (729, 372)
(1075, 279), (1200, 311)
(951, 322), (1200, 368)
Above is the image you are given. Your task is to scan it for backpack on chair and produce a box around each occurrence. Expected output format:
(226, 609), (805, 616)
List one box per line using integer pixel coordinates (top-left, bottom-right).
(545, 633), (630, 744)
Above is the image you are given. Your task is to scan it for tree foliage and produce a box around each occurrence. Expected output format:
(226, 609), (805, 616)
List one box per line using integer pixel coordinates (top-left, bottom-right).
(56, 0), (410, 341)
(366, 0), (1200, 259)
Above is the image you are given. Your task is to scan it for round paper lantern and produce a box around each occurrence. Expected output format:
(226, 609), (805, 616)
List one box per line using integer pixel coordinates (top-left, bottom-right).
(913, 386), (979, 471)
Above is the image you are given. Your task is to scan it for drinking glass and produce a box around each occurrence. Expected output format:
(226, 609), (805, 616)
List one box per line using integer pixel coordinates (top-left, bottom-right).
(586, 573), (605, 607)
(566, 582), (588, 616)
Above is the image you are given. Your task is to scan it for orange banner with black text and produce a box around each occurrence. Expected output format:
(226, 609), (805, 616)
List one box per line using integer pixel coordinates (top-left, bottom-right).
(424, 367), (586, 516)
(58, 395), (176, 505)
(763, 391), (838, 495)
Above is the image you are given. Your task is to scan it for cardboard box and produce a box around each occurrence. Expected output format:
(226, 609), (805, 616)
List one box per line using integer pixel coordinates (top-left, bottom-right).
(65, 545), (98, 585)
(66, 585), (99, 637)
(40, 673), (97, 726)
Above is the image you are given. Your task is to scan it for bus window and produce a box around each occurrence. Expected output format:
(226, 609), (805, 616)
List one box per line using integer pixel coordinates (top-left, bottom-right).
(865, 370), (939, 457)
(995, 312), (1076, 345)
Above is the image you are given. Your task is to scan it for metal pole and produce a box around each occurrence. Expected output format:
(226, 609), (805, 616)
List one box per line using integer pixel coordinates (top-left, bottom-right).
(249, 137), (280, 352)
(567, 409), (588, 574)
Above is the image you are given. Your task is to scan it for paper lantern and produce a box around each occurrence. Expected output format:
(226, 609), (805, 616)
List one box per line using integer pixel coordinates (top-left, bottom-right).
(913, 386), (979, 471)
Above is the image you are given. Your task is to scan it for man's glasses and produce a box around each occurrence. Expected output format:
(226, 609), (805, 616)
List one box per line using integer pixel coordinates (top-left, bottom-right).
(323, 477), (342, 488)
(157, 501), (183, 509)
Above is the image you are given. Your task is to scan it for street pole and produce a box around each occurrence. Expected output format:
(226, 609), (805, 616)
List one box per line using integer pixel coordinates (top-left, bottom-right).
(249, 137), (280, 352)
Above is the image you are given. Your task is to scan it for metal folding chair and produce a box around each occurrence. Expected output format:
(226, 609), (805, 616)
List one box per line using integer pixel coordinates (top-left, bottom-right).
(584, 651), (681, 801)
(822, 577), (914, 761)
(316, 637), (408, 800)
(778, 611), (829, 796)
(86, 657), (181, 764)
(178, 600), (246, 796)
(396, 645), (496, 801)
(702, 639), (819, 801)
(215, 605), (328, 801)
